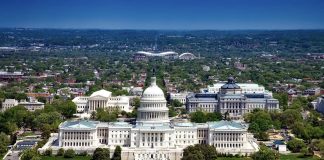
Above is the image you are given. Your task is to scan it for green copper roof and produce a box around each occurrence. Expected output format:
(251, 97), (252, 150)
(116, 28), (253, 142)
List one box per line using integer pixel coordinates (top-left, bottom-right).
(208, 120), (245, 130)
(61, 120), (98, 129)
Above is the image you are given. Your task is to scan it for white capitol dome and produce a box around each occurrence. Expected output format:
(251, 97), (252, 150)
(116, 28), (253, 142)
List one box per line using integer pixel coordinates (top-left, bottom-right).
(137, 77), (169, 124)
(141, 77), (165, 101)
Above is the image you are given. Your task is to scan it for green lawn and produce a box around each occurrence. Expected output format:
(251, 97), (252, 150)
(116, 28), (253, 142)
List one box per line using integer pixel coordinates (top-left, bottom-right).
(216, 157), (252, 160)
(41, 156), (91, 160)
(210, 154), (320, 160)
(279, 154), (320, 160)
(40, 154), (321, 160)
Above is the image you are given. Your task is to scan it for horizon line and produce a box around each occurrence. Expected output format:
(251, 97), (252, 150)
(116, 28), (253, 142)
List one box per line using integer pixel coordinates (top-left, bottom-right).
(1, 27), (324, 31)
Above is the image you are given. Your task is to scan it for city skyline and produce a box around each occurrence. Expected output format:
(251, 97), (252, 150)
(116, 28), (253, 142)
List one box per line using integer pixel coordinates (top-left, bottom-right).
(1, 0), (324, 30)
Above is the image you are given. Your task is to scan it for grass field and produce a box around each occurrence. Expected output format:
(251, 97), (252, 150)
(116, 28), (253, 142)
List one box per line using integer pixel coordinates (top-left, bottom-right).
(40, 154), (321, 160)
(41, 156), (91, 160)
(205, 154), (320, 160)
(216, 157), (252, 160)
(280, 154), (320, 160)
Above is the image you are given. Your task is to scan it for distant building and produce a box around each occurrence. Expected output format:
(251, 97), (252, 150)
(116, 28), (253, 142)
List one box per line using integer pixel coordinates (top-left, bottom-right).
(133, 51), (179, 61)
(206, 82), (272, 97)
(234, 62), (247, 71)
(179, 53), (196, 60)
(0, 71), (23, 81)
(16, 140), (38, 150)
(19, 98), (45, 111)
(187, 77), (279, 119)
(202, 65), (210, 72)
(169, 92), (189, 105)
(129, 87), (143, 96)
(313, 95), (324, 114)
(1, 99), (19, 112)
(26, 92), (54, 104)
(303, 87), (321, 96)
(273, 140), (287, 153)
(72, 89), (130, 113)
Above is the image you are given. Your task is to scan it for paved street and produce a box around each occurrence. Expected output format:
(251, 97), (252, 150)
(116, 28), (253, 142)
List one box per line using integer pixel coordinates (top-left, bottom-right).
(3, 150), (20, 160)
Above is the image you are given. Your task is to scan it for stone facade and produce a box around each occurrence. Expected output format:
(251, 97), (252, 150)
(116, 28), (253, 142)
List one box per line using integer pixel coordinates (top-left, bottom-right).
(187, 77), (279, 119)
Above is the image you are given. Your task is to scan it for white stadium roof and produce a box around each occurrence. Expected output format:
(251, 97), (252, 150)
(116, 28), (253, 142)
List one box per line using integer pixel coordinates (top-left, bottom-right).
(136, 51), (178, 57)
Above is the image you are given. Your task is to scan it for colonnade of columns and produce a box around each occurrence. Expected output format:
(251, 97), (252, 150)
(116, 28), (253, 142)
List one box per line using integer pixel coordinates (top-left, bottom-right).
(139, 112), (168, 120)
(212, 132), (243, 142)
(89, 100), (107, 111)
(140, 132), (165, 147)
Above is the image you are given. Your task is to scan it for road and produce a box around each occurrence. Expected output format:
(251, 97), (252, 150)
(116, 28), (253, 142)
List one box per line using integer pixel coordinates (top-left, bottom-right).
(3, 150), (20, 160)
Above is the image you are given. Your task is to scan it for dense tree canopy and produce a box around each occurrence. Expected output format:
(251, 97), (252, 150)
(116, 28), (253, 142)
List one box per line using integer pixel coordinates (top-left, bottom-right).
(252, 145), (279, 160)
(92, 148), (110, 160)
(112, 146), (121, 160)
(182, 144), (217, 160)
(287, 138), (307, 153)
(190, 111), (222, 123)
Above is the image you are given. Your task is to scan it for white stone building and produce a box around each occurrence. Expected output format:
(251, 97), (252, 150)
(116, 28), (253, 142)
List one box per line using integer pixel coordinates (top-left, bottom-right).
(72, 89), (130, 113)
(19, 98), (45, 111)
(39, 77), (259, 160)
(206, 81), (272, 97)
(169, 92), (189, 106)
(1, 99), (19, 112)
(1, 98), (44, 112)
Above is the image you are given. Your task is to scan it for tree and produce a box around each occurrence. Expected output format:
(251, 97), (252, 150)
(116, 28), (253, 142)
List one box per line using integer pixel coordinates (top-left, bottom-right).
(41, 124), (52, 139)
(57, 148), (64, 156)
(182, 144), (217, 160)
(256, 132), (269, 141)
(169, 106), (178, 117)
(112, 146), (121, 160)
(287, 138), (307, 153)
(58, 100), (77, 119)
(206, 112), (222, 122)
(96, 108), (118, 122)
(273, 93), (288, 109)
(90, 111), (97, 119)
(64, 149), (75, 158)
(190, 111), (206, 123)
(21, 148), (40, 160)
(281, 109), (302, 128)
(92, 148), (110, 160)
(171, 99), (183, 108)
(44, 148), (52, 156)
(248, 110), (272, 133)
(0, 132), (10, 156)
(252, 145), (279, 160)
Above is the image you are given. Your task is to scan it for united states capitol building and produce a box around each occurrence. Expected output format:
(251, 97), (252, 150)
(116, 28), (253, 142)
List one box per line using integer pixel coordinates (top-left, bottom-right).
(40, 77), (259, 160)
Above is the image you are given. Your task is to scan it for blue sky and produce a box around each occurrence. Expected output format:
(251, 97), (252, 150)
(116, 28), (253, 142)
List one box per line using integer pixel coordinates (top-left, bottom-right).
(1, 0), (324, 30)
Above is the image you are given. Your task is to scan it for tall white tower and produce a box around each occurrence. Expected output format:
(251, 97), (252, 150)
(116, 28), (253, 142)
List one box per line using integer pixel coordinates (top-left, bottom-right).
(136, 77), (169, 125)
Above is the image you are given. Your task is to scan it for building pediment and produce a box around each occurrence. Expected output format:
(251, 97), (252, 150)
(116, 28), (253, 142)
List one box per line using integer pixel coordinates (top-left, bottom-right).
(88, 95), (108, 100)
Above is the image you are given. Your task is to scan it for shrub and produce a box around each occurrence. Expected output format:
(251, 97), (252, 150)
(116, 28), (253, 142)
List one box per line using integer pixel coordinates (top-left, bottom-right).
(64, 149), (75, 158)
(57, 148), (64, 156)
(79, 151), (88, 156)
(44, 148), (52, 156)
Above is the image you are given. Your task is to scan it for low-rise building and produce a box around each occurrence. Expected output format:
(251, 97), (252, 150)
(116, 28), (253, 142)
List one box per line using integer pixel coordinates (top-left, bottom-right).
(169, 92), (189, 106)
(19, 98), (45, 111)
(303, 87), (321, 96)
(313, 95), (324, 114)
(1, 99), (19, 112)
